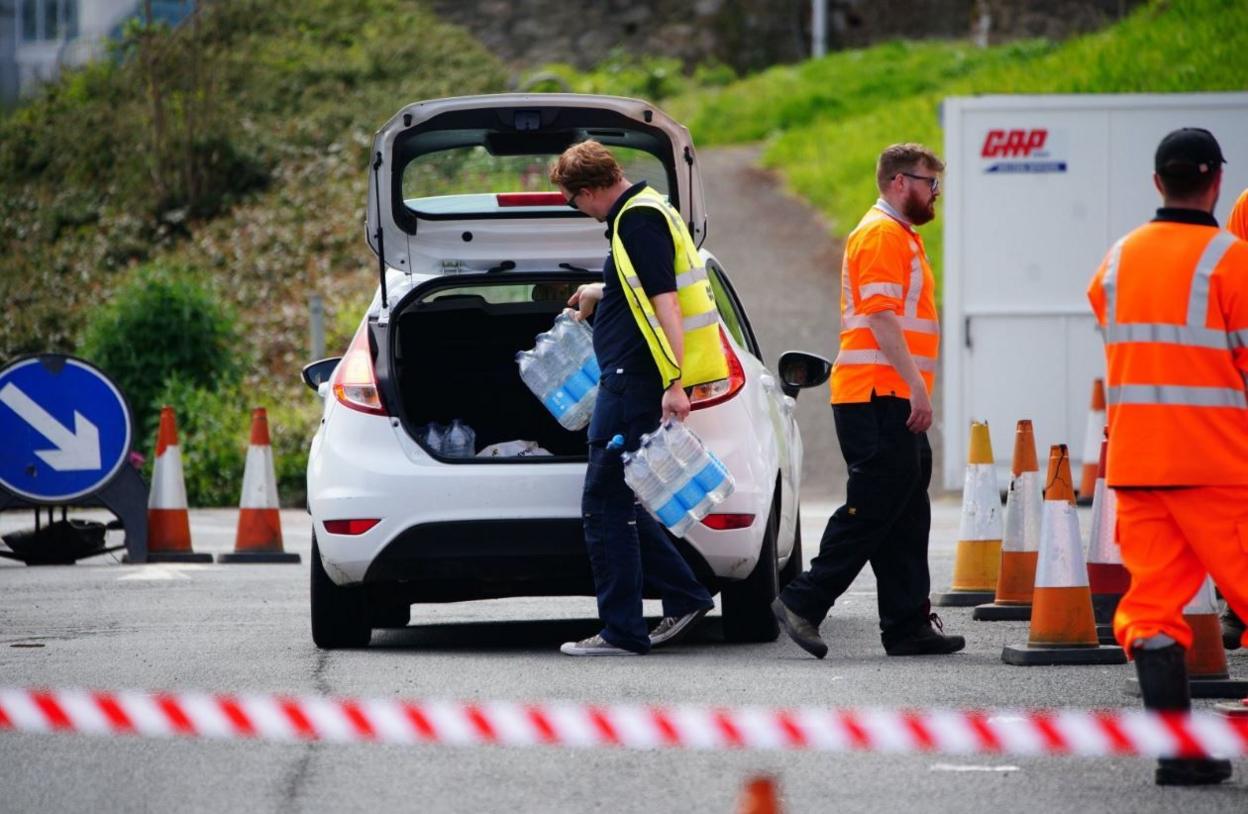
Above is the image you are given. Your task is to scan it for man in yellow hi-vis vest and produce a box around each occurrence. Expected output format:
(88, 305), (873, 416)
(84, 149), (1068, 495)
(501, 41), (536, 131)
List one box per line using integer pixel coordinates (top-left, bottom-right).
(549, 140), (723, 656)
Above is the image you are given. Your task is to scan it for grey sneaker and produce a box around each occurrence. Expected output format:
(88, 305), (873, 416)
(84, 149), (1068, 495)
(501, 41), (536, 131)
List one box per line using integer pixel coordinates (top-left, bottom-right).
(649, 606), (713, 648)
(560, 634), (641, 656)
(771, 597), (827, 659)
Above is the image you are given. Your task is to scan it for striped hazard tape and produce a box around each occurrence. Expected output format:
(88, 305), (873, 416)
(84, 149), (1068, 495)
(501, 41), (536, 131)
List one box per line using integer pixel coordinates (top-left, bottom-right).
(1, 688), (1246, 758)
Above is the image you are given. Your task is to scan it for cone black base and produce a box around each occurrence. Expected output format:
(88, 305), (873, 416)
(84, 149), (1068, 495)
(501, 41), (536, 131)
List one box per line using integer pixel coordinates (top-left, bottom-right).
(128, 551), (213, 563)
(973, 602), (1032, 621)
(932, 590), (995, 607)
(1097, 623), (1117, 646)
(217, 551), (301, 564)
(1002, 643), (1127, 665)
(1124, 676), (1248, 699)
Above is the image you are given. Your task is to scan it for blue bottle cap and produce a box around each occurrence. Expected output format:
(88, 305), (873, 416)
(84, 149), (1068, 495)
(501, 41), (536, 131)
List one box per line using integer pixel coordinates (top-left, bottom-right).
(607, 434), (626, 450)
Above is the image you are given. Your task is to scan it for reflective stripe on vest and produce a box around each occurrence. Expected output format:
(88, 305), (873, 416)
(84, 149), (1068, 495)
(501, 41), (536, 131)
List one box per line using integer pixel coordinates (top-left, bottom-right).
(835, 349), (937, 372)
(1108, 384), (1248, 409)
(1103, 231), (1238, 351)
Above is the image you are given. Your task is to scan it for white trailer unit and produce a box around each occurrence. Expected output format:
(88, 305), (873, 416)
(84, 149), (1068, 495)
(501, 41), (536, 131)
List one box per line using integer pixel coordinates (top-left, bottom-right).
(941, 92), (1248, 490)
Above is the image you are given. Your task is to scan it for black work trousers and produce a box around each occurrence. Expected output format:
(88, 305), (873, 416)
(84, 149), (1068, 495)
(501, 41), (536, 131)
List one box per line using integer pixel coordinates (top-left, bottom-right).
(779, 393), (932, 646)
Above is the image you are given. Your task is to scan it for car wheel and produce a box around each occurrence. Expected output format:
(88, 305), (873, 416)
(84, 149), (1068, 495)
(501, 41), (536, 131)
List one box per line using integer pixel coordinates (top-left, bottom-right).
(720, 502), (780, 643)
(310, 534), (371, 648)
(779, 514), (803, 589)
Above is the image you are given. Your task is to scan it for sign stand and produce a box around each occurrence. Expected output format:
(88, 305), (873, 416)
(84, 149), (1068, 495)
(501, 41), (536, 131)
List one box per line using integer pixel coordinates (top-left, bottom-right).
(0, 354), (149, 564)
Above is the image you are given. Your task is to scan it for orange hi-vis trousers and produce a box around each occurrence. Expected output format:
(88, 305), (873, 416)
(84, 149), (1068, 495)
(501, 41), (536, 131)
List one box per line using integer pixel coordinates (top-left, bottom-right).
(1113, 486), (1248, 653)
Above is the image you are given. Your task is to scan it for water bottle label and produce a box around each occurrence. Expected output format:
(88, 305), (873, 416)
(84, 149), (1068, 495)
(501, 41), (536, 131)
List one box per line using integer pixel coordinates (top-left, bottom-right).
(674, 479), (706, 511)
(655, 496), (687, 528)
(583, 357), (601, 381)
(562, 369), (594, 400)
(693, 459), (727, 492)
(543, 388), (575, 418)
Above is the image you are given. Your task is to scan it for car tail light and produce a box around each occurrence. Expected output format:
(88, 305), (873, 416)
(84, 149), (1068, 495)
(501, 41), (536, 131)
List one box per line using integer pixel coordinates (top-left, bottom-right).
(689, 327), (746, 410)
(323, 518), (380, 535)
(330, 323), (388, 416)
(496, 192), (566, 207)
(700, 513), (755, 530)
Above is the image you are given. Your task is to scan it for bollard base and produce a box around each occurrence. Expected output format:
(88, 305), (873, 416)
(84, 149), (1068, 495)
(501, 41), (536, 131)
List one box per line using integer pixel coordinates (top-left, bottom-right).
(1124, 676), (1248, 700)
(1215, 699), (1248, 718)
(217, 551), (301, 564)
(136, 551), (213, 564)
(1002, 643), (1126, 666)
(933, 590), (996, 607)
(973, 602), (1032, 621)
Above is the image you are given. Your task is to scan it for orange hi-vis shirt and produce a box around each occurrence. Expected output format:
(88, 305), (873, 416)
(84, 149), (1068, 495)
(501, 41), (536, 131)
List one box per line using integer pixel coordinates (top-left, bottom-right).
(830, 199), (940, 404)
(1087, 218), (1248, 486)
(1230, 188), (1248, 241)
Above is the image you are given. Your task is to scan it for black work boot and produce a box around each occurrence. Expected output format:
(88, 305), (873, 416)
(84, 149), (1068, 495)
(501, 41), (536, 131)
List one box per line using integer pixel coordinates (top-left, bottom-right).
(1222, 607), (1244, 651)
(1133, 643), (1233, 786)
(883, 613), (965, 656)
(771, 597), (828, 659)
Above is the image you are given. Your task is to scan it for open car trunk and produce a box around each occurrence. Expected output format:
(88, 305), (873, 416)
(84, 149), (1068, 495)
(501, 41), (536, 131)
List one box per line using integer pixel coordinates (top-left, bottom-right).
(390, 273), (601, 460)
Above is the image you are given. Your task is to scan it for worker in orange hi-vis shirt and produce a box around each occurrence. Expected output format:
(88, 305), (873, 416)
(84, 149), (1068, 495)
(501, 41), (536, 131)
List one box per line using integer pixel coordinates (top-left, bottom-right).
(1087, 128), (1248, 788)
(1228, 187), (1248, 241)
(772, 143), (964, 660)
(1219, 186), (1248, 652)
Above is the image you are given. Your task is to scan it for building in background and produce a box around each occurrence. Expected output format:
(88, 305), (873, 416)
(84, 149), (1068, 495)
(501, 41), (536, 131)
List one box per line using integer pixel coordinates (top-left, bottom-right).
(0, 0), (189, 107)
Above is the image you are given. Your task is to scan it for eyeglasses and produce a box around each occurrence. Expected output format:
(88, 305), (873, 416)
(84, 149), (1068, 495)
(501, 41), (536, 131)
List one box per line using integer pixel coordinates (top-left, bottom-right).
(565, 189), (583, 209)
(899, 172), (940, 194)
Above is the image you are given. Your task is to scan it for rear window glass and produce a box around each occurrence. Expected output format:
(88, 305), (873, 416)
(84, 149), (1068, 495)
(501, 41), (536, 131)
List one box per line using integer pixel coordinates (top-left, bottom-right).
(403, 146), (669, 216)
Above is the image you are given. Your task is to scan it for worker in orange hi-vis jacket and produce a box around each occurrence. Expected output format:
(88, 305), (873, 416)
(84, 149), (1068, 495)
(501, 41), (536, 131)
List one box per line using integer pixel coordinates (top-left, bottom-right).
(1087, 128), (1248, 788)
(1224, 185), (1248, 654)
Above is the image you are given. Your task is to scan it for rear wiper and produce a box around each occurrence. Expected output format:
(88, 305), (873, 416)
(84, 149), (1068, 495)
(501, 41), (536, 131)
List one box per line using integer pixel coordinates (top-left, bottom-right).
(559, 262), (591, 273)
(487, 260), (516, 274)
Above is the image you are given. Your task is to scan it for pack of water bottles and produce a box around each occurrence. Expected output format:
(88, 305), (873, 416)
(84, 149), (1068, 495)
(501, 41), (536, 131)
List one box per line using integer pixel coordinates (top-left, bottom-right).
(418, 419), (476, 458)
(618, 420), (735, 537)
(515, 311), (602, 431)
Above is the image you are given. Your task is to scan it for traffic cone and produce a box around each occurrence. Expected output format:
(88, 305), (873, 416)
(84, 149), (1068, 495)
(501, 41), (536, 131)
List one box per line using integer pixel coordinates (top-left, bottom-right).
(1125, 577), (1248, 699)
(1085, 433), (1128, 645)
(1075, 379), (1105, 506)
(974, 420), (1041, 621)
(735, 775), (781, 814)
(1002, 445), (1125, 665)
(933, 421), (1002, 607)
(146, 406), (211, 563)
(218, 409), (300, 564)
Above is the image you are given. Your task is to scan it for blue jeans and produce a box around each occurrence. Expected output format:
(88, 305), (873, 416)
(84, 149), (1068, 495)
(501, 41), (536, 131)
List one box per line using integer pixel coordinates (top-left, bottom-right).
(582, 371), (714, 653)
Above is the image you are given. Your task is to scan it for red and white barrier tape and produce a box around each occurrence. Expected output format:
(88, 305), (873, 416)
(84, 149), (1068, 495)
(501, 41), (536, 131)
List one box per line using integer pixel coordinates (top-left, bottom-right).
(1, 688), (1246, 758)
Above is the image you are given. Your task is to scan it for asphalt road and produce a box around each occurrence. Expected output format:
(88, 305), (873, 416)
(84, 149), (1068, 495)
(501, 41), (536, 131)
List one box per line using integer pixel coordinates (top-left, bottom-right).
(1, 504), (1244, 814)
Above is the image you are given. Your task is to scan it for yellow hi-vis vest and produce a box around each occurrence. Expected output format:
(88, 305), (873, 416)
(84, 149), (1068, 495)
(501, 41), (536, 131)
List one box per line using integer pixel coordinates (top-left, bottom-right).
(609, 187), (729, 388)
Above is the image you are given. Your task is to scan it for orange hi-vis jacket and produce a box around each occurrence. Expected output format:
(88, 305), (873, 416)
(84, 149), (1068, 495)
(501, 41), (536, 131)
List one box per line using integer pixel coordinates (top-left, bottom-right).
(1087, 218), (1248, 486)
(831, 199), (939, 404)
(1230, 188), (1248, 241)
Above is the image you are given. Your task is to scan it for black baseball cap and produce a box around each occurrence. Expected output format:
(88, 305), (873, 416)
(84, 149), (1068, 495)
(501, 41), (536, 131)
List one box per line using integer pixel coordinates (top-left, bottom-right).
(1155, 128), (1226, 177)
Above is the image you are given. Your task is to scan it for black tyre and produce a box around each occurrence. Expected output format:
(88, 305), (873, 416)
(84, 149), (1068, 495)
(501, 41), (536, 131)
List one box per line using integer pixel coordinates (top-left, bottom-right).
(721, 502), (780, 643)
(779, 514), (803, 589)
(310, 535), (371, 648)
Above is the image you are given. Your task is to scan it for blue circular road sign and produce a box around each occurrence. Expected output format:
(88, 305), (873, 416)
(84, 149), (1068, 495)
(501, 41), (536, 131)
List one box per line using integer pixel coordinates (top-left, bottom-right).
(0, 355), (133, 503)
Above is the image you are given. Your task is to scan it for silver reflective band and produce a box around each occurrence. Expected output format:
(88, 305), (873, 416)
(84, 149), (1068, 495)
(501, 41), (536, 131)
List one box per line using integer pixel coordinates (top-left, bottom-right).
(835, 349), (937, 372)
(1232, 329), (1248, 350)
(1187, 232), (1236, 327)
(1101, 236), (1126, 323)
(843, 314), (939, 334)
(646, 313), (663, 330)
(682, 311), (720, 331)
(1104, 323), (1231, 350)
(904, 256), (923, 318)
(1108, 384), (1248, 409)
(625, 274), (641, 288)
(677, 266), (709, 287)
(859, 282), (903, 300)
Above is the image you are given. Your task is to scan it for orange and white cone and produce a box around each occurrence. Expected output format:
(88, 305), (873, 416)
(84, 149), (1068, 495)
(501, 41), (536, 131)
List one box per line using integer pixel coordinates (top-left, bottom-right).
(735, 775), (781, 814)
(1002, 444), (1125, 665)
(934, 421), (1002, 607)
(1075, 379), (1106, 506)
(1086, 433), (1128, 645)
(974, 420), (1041, 621)
(218, 409), (300, 564)
(146, 406), (211, 563)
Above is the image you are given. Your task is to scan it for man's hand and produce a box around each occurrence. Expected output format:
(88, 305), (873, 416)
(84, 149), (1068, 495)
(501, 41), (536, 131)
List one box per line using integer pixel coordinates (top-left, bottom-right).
(661, 382), (690, 422)
(567, 283), (604, 322)
(906, 386), (933, 433)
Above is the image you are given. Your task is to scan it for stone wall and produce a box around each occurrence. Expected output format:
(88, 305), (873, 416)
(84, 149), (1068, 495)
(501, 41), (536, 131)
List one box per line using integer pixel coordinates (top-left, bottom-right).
(428, 0), (1145, 75)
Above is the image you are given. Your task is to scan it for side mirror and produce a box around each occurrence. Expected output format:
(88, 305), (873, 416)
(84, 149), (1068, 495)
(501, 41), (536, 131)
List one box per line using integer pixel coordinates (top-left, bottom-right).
(777, 351), (832, 398)
(301, 357), (341, 392)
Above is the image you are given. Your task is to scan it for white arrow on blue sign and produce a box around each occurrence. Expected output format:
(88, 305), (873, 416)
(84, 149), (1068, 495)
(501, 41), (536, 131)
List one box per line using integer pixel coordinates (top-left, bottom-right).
(0, 356), (132, 503)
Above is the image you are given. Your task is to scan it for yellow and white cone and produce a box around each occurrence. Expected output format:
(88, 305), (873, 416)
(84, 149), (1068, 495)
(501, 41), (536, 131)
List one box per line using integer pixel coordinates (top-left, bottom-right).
(933, 421), (1002, 606)
(974, 420), (1041, 621)
(146, 406), (211, 563)
(1076, 379), (1106, 506)
(1002, 444), (1125, 665)
(218, 408), (300, 564)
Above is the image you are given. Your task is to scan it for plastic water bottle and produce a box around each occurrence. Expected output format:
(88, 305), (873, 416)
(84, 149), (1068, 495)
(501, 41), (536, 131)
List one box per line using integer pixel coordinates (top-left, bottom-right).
(662, 420), (734, 504)
(443, 419), (475, 458)
(516, 313), (601, 431)
(422, 422), (448, 454)
(621, 436), (695, 536)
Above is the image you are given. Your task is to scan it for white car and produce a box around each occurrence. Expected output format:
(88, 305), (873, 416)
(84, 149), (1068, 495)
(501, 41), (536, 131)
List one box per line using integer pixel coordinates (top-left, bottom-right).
(301, 94), (830, 648)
